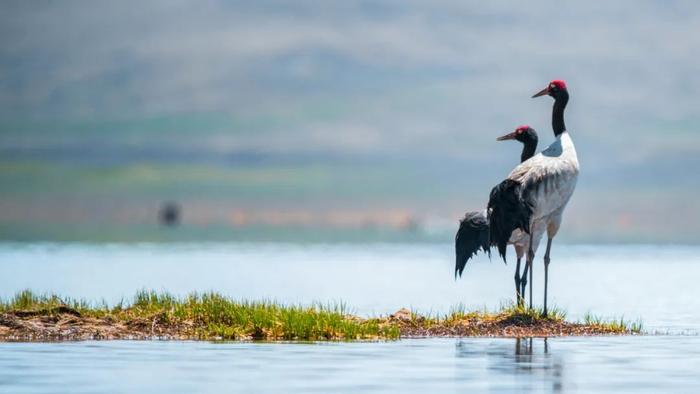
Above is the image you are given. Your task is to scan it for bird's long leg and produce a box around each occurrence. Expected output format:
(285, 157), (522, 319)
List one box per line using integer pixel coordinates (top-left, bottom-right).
(514, 256), (522, 306)
(520, 258), (529, 304)
(543, 237), (553, 317)
(527, 239), (535, 309)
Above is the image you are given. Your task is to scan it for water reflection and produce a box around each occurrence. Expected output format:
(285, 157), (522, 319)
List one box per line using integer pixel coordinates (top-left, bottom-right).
(456, 338), (564, 392)
(4, 338), (700, 393)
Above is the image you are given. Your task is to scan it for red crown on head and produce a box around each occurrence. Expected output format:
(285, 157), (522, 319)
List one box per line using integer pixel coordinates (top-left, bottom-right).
(516, 125), (530, 134)
(550, 80), (567, 89)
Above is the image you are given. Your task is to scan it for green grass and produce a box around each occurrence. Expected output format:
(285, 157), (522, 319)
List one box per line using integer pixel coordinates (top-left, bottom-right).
(582, 312), (643, 334)
(413, 302), (567, 326)
(400, 302), (640, 334)
(0, 289), (104, 315)
(0, 290), (399, 341)
(0, 290), (643, 340)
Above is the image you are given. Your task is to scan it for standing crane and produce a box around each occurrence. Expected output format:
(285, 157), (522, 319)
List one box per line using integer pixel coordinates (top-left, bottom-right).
(455, 126), (538, 304)
(488, 80), (578, 316)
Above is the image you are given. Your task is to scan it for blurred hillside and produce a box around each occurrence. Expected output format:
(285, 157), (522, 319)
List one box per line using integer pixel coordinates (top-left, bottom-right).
(1, 1), (699, 243)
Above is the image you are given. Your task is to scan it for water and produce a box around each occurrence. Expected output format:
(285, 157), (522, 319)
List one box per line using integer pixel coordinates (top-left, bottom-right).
(2, 338), (700, 393)
(1, 243), (700, 393)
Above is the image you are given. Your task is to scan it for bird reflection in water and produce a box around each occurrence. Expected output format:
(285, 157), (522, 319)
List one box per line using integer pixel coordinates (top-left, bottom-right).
(456, 338), (564, 392)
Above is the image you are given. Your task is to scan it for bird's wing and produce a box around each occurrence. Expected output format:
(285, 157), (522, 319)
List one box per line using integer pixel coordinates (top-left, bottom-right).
(455, 210), (490, 278)
(487, 179), (533, 262)
(506, 146), (579, 220)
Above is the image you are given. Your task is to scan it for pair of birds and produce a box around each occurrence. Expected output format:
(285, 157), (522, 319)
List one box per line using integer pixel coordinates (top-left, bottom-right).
(454, 80), (579, 316)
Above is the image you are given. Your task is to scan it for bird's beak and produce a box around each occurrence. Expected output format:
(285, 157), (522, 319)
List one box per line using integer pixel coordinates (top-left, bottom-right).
(532, 85), (550, 98)
(496, 131), (517, 141)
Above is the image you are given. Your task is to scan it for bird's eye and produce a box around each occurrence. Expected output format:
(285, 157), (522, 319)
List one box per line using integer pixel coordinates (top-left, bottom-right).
(550, 83), (556, 89)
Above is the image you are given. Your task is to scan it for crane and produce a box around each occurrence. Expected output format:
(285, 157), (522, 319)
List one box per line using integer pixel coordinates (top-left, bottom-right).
(488, 80), (578, 316)
(455, 126), (538, 304)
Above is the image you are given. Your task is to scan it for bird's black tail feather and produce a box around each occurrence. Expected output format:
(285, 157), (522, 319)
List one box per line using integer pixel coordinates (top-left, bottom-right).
(487, 179), (534, 262)
(455, 211), (490, 278)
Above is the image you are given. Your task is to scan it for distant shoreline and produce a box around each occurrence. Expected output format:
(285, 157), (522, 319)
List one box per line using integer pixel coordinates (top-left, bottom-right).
(0, 290), (641, 341)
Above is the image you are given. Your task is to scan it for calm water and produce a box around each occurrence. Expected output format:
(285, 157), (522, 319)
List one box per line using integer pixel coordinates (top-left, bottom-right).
(1, 243), (700, 393)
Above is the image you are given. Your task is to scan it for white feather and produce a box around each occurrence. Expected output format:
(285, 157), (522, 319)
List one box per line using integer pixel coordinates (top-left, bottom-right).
(508, 131), (579, 250)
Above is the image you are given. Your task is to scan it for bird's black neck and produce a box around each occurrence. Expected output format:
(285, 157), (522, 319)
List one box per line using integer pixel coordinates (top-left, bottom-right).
(552, 91), (569, 137)
(521, 140), (537, 163)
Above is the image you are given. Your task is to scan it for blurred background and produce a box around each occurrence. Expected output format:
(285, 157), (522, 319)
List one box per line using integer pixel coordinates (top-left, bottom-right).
(1, 1), (698, 244)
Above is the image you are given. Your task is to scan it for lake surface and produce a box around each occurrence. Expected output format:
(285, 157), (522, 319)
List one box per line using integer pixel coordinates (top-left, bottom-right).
(1, 242), (700, 393)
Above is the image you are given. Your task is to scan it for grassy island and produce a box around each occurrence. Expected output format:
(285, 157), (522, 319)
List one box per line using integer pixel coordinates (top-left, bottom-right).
(0, 290), (642, 341)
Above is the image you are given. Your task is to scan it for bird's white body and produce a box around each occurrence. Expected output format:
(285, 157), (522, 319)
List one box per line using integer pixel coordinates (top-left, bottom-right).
(509, 230), (530, 258)
(508, 131), (579, 252)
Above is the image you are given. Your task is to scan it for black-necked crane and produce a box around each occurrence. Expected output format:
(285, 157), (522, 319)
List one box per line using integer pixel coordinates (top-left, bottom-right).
(488, 80), (578, 316)
(455, 126), (539, 304)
